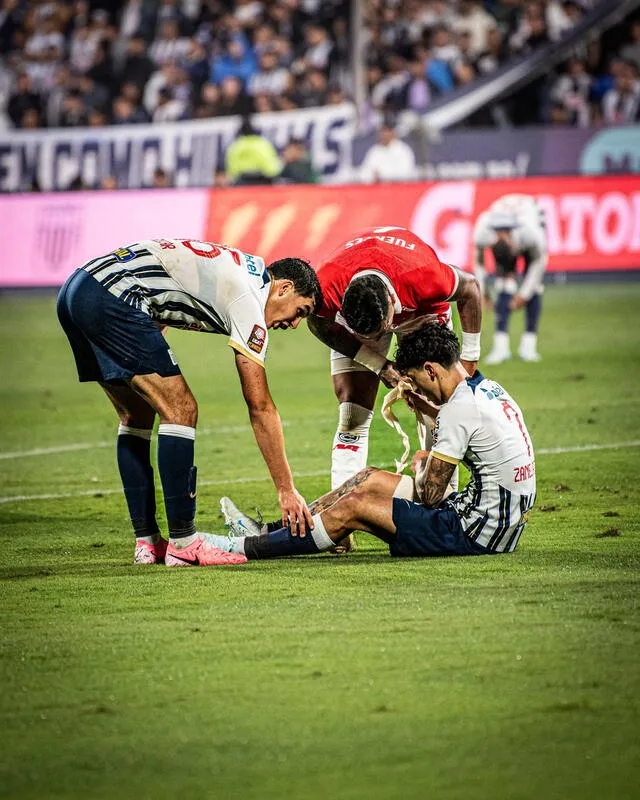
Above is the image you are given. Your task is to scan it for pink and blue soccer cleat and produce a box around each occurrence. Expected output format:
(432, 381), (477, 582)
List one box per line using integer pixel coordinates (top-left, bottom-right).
(165, 533), (247, 567)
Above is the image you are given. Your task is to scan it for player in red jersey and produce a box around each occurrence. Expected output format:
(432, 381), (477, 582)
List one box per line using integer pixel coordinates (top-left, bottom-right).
(308, 226), (482, 549)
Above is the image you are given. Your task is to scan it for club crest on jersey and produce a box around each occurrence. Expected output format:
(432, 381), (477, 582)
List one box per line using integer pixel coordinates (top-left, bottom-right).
(113, 247), (136, 262)
(247, 324), (266, 353)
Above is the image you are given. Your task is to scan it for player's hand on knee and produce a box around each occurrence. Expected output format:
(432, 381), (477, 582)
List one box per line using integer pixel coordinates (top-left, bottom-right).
(279, 488), (313, 537)
(510, 295), (527, 311)
(379, 360), (402, 389)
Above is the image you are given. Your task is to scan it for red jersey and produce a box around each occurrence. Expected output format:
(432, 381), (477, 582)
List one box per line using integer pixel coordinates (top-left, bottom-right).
(315, 227), (458, 325)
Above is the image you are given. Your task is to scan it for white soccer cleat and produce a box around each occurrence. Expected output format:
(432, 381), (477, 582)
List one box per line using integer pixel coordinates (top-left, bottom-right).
(219, 496), (262, 537)
(518, 332), (541, 362)
(484, 331), (512, 365)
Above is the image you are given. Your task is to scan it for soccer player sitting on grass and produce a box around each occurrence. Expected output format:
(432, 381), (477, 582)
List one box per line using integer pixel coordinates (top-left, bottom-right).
(57, 239), (321, 567)
(217, 324), (536, 559)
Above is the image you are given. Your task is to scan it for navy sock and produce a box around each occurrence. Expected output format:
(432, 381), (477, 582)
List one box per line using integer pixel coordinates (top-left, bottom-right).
(243, 526), (322, 559)
(495, 292), (512, 333)
(157, 425), (197, 539)
(117, 427), (159, 538)
(266, 520), (282, 533)
(525, 294), (542, 333)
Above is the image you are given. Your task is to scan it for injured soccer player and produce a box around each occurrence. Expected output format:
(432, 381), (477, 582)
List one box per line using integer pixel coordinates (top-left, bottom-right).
(215, 323), (536, 559)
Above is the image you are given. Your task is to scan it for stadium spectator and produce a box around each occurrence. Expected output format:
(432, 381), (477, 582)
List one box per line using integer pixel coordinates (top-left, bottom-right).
(247, 50), (290, 97)
(152, 167), (172, 188)
(359, 123), (416, 183)
(150, 18), (190, 67)
(60, 88), (88, 127)
(620, 19), (640, 71)
(210, 35), (257, 86)
(217, 74), (253, 116)
(601, 61), (640, 124)
(112, 94), (147, 125)
(7, 72), (41, 127)
(295, 67), (327, 108)
(119, 36), (155, 89)
(549, 57), (593, 126)
(475, 26), (508, 76)
(451, 1), (496, 56)
(225, 117), (281, 185)
(152, 84), (186, 122)
(278, 138), (318, 184)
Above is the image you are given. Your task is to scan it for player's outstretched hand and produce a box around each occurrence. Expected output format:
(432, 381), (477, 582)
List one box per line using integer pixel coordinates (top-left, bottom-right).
(509, 295), (527, 311)
(278, 487), (314, 537)
(379, 360), (402, 389)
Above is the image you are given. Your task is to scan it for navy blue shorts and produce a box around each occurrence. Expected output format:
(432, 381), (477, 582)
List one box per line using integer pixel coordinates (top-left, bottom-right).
(389, 498), (494, 558)
(57, 269), (181, 383)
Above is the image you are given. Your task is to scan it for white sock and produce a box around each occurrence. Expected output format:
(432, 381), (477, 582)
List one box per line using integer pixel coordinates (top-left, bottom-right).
(310, 514), (334, 552)
(136, 534), (161, 544)
(331, 402), (373, 490)
(170, 533), (197, 549)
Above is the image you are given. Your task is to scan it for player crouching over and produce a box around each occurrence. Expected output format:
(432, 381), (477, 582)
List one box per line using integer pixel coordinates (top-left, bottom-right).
(217, 324), (536, 560)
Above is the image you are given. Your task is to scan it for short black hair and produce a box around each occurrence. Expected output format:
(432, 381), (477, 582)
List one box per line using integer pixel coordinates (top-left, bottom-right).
(341, 275), (390, 335)
(395, 324), (460, 371)
(267, 257), (322, 308)
(492, 240), (517, 272)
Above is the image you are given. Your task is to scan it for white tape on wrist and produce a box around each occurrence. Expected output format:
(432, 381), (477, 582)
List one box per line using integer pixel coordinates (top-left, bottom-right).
(354, 346), (387, 375)
(461, 331), (481, 362)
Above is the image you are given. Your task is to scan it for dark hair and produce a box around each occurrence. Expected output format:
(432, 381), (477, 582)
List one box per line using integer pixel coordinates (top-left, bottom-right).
(395, 324), (460, 371)
(341, 275), (390, 335)
(267, 257), (322, 308)
(492, 240), (517, 271)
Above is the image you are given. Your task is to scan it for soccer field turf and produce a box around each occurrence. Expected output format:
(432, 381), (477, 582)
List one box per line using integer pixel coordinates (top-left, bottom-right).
(1, 282), (639, 800)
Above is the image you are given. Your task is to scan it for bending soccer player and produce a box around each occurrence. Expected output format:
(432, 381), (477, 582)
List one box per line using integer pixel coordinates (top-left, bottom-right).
(473, 194), (547, 364)
(216, 324), (536, 559)
(57, 239), (321, 566)
(305, 226), (482, 549)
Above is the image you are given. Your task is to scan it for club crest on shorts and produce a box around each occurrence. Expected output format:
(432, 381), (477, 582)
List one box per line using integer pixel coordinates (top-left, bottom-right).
(247, 324), (266, 353)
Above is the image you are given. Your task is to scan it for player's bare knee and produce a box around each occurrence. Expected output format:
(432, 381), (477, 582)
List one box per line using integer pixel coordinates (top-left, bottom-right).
(162, 393), (198, 427)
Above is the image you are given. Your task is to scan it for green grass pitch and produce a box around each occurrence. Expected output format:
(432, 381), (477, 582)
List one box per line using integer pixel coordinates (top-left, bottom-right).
(1, 282), (639, 800)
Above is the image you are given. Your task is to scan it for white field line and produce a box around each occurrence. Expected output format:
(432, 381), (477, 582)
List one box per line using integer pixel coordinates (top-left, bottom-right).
(0, 418), (336, 461)
(0, 439), (638, 506)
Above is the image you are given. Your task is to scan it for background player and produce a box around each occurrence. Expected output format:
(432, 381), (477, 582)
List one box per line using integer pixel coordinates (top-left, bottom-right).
(57, 239), (321, 567)
(473, 194), (547, 364)
(306, 226), (482, 550)
(216, 324), (536, 560)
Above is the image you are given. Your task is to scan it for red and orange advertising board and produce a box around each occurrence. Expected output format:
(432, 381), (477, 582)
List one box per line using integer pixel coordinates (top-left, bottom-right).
(1, 175), (639, 286)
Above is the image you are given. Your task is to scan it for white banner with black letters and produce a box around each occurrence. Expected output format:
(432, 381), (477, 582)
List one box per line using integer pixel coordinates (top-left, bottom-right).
(0, 103), (357, 193)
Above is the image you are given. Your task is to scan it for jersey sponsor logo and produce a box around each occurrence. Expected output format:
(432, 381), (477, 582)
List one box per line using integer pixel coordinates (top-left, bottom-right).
(113, 247), (136, 262)
(480, 384), (505, 400)
(243, 253), (261, 276)
(247, 324), (267, 353)
(432, 418), (440, 446)
(338, 432), (360, 444)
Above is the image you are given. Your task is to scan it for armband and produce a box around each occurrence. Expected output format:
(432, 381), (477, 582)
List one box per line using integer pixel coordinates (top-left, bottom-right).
(460, 331), (481, 362)
(354, 346), (387, 375)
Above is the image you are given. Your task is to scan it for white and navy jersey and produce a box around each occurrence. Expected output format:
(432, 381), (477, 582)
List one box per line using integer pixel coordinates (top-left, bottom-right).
(473, 194), (547, 300)
(430, 372), (536, 552)
(82, 239), (271, 366)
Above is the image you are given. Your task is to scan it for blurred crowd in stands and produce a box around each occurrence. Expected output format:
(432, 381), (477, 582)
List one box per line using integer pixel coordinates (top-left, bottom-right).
(1, 0), (639, 134)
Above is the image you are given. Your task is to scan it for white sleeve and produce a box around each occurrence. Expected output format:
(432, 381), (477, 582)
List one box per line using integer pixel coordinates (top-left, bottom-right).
(226, 293), (269, 366)
(518, 228), (547, 301)
(359, 147), (378, 184)
(430, 398), (479, 464)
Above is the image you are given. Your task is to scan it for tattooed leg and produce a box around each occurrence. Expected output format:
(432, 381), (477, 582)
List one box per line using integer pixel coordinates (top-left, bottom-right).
(262, 467), (403, 532)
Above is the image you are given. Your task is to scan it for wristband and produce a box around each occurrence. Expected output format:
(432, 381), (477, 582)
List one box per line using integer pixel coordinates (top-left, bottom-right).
(355, 346), (387, 374)
(460, 331), (481, 362)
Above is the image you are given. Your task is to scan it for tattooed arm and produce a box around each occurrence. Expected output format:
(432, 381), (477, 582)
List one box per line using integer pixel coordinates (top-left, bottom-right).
(417, 455), (457, 508)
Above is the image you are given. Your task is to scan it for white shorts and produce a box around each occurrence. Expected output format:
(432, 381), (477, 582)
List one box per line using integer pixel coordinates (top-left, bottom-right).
(330, 333), (392, 376)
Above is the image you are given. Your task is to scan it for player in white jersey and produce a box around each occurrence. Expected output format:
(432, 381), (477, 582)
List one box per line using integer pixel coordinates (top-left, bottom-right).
(473, 194), (547, 364)
(212, 324), (536, 560)
(57, 238), (322, 567)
